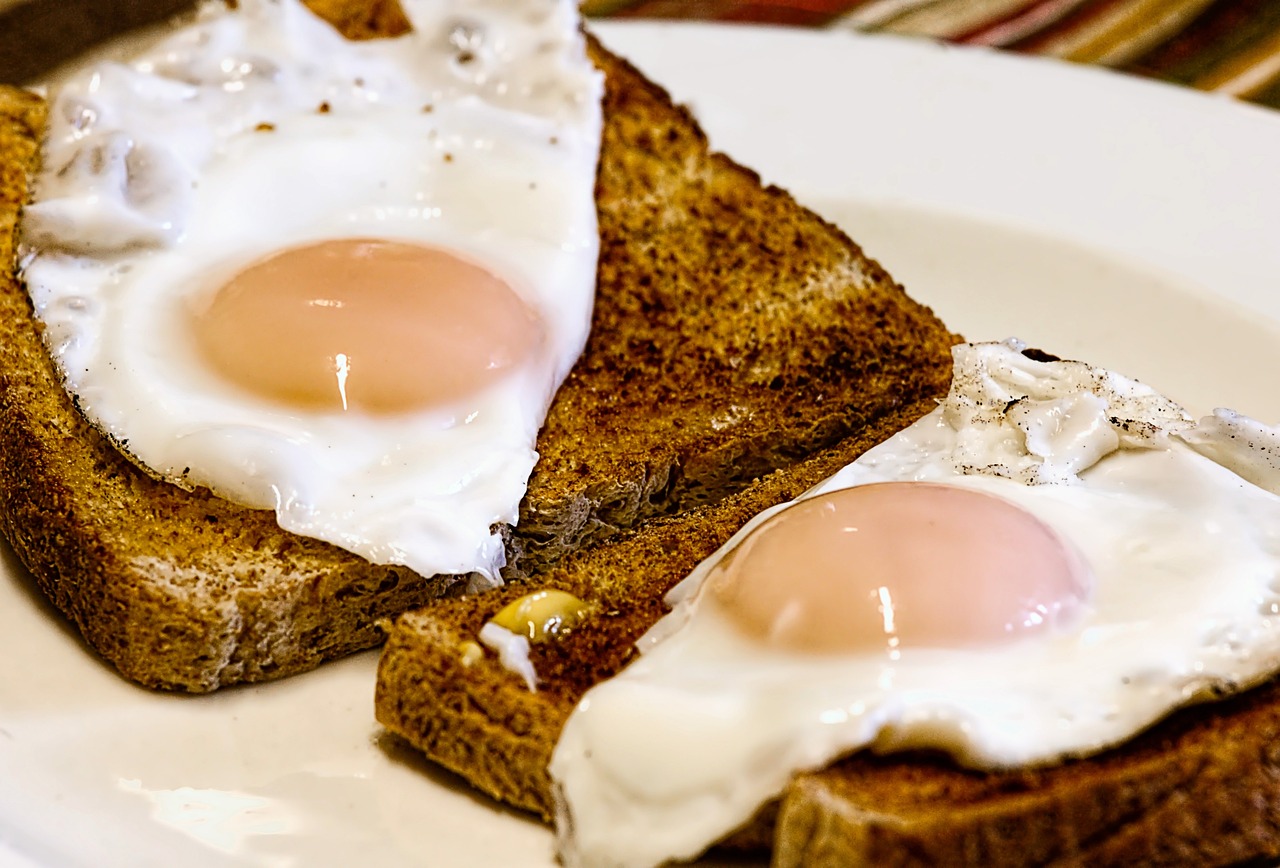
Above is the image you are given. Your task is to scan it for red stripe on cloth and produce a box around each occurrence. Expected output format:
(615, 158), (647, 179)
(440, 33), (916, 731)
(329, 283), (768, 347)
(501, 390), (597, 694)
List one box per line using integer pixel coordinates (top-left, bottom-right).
(606, 0), (866, 26)
(956, 0), (1092, 47)
(1004, 0), (1126, 52)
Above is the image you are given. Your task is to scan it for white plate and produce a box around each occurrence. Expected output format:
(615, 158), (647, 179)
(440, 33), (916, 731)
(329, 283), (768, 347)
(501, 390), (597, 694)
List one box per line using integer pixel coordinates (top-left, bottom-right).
(5, 20), (1280, 868)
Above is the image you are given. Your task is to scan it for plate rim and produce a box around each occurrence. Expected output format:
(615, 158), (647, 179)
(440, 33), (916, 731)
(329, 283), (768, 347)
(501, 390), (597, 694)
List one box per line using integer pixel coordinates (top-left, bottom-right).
(5, 18), (1280, 868)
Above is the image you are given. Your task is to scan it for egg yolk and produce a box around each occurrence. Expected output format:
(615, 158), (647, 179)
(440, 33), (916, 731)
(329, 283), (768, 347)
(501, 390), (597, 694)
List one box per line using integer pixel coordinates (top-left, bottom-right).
(190, 238), (545, 414)
(709, 482), (1090, 654)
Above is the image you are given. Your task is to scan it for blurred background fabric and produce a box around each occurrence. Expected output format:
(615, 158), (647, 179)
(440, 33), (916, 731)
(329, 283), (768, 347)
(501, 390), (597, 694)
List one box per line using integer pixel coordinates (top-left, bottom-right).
(582, 0), (1280, 109)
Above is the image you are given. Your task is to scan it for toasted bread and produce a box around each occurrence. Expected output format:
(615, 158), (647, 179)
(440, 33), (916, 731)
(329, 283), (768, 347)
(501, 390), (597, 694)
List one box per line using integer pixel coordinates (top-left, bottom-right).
(0, 0), (194, 85)
(0, 4), (956, 692)
(773, 682), (1280, 867)
(376, 417), (1280, 867)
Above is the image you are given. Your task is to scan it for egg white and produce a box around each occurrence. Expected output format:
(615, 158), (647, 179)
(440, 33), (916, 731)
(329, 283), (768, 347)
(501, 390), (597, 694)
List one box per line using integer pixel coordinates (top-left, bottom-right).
(549, 340), (1280, 868)
(21, 0), (604, 586)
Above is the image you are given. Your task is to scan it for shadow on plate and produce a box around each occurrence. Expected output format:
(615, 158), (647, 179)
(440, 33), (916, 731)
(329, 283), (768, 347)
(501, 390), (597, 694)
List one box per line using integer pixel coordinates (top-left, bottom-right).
(373, 729), (768, 866)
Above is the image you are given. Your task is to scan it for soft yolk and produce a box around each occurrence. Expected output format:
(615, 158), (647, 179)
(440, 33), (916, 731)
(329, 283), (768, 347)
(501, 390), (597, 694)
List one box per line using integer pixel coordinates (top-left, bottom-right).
(709, 482), (1090, 654)
(190, 238), (545, 414)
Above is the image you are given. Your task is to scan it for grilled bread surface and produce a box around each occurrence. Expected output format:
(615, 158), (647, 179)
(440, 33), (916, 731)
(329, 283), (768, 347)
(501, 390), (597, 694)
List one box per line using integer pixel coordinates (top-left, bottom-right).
(774, 685), (1280, 867)
(0, 3), (955, 692)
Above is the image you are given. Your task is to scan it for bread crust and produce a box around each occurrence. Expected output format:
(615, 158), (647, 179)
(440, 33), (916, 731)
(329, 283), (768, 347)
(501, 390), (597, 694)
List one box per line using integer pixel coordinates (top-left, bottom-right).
(0, 7), (956, 691)
(773, 675), (1280, 867)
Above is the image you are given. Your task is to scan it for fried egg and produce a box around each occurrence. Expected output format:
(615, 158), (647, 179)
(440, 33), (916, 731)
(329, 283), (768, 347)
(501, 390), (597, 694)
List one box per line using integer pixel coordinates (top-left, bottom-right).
(20, 0), (604, 587)
(549, 339), (1280, 868)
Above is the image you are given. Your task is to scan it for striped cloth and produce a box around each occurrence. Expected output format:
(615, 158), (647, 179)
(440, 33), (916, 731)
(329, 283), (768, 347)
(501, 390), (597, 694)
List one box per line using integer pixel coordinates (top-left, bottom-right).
(583, 0), (1280, 109)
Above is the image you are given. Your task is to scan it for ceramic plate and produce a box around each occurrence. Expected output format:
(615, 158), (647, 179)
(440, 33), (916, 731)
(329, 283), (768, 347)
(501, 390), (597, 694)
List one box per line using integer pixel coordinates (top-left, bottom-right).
(4, 20), (1280, 868)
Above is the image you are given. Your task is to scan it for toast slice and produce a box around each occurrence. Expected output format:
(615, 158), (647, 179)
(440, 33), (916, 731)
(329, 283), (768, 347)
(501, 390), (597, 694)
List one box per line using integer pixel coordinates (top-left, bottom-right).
(376, 415), (1280, 867)
(0, 6), (956, 692)
(772, 681), (1280, 866)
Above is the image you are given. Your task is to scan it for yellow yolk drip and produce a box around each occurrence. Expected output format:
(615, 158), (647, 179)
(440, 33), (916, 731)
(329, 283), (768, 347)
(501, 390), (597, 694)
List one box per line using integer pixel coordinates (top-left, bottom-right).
(191, 238), (545, 414)
(490, 589), (592, 642)
(709, 482), (1090, 655)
